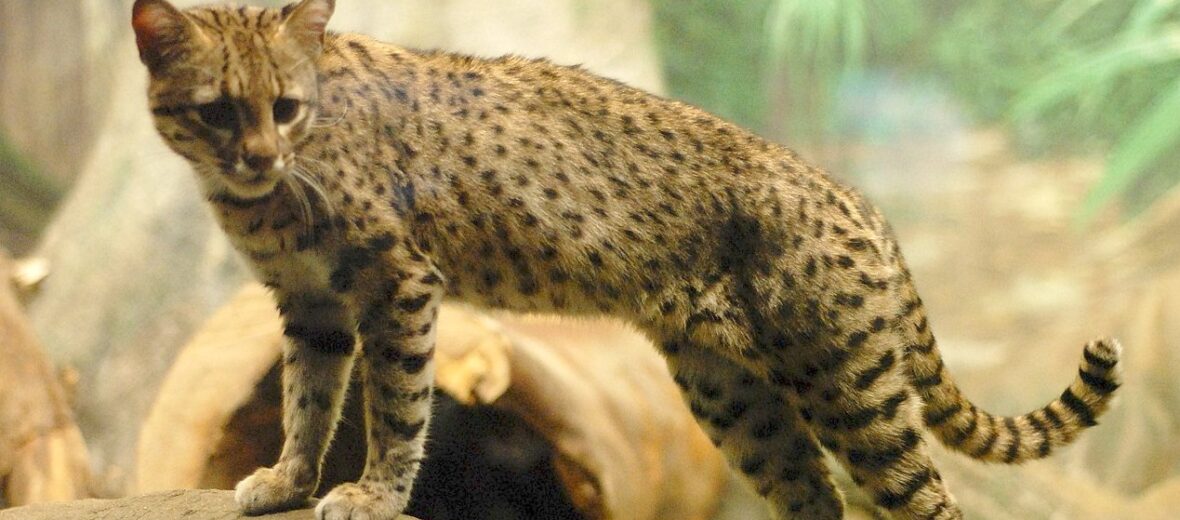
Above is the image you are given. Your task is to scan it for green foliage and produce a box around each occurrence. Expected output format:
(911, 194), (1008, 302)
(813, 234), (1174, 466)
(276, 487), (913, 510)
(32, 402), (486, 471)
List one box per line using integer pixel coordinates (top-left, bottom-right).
(928, 2), (1060, 122)
(650, 0), (1180, 220)
(649, 0), (773, 130)
(0, 130), (59, 237)
(1008, 0), (1180, 221)
(762, 0), (925, 144)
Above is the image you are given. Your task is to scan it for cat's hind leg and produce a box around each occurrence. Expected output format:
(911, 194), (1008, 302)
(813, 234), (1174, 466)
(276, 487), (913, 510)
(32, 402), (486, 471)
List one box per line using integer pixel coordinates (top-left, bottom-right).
(661, 338), (845, 520)
(798, 331), (963, 520)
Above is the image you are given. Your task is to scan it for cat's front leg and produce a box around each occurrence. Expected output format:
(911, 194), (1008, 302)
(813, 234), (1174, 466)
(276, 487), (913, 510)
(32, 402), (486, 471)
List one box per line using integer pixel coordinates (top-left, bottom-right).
(235, 293), (357, 515)
(315, 257), (443, 520)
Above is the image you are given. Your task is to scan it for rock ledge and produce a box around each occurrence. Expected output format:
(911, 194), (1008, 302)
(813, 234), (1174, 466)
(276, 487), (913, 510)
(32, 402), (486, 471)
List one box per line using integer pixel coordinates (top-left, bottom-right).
(0, 489), (420, 520)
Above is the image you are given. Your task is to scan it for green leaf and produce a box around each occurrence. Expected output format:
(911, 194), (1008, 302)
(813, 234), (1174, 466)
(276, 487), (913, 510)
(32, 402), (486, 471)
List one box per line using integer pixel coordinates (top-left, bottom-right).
(1043, 0), (1114, 37)
(840, 0), (868, 71)
(1079, 75), (1180, 222)
(1012, 29), (1180, 121)
(1127, 0), (1179, 37)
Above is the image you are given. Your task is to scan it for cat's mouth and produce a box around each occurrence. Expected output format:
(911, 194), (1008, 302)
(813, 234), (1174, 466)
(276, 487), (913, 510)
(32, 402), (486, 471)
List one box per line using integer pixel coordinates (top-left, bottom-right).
(220, 168), (283, 199)
(220, 158), (289, 198)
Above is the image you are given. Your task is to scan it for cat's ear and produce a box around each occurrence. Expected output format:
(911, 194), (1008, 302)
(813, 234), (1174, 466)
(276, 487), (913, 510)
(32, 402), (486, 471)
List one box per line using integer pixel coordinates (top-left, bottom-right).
(131, 0), (203, 72)
(278, 0), (335, 51)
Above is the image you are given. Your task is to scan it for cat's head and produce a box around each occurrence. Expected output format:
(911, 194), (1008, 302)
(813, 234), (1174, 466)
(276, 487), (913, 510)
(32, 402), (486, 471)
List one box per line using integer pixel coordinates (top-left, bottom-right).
(132, 0), (335, 198)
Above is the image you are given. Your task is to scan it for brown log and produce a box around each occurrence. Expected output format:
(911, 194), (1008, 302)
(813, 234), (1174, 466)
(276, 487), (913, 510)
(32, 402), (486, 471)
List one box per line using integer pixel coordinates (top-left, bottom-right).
(134, 280), (1177, 520)
(135, 284), (728, 520)
(0, 489), (420, 520)
(486, 316), (725, 520)
(0, 251), (92, 505)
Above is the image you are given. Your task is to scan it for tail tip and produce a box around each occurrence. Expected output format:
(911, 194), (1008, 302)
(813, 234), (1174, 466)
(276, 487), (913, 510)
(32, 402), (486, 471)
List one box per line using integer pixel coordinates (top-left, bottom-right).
(1084, 337), (1122, 373)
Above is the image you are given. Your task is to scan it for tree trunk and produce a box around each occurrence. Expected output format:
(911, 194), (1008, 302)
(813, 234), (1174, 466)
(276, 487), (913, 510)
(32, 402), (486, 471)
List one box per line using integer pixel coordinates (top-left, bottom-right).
(0, 1), (125, 253)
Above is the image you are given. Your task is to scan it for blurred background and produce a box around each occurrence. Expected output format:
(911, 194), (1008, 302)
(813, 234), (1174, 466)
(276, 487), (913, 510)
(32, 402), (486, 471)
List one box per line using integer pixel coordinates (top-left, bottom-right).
(1, 1), (1179, 519)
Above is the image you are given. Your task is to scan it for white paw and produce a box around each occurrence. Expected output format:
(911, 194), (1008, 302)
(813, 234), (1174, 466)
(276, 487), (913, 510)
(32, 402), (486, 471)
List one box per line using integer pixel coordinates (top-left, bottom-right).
(234, 466), (312, 515)
(315, 482), (404, 520)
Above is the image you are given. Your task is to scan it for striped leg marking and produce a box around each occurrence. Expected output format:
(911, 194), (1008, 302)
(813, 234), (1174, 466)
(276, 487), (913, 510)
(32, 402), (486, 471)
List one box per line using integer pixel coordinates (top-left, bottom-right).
(316, 265), (442, 520)
(665, 341), (844, 520)
(236, 295), (357, 515)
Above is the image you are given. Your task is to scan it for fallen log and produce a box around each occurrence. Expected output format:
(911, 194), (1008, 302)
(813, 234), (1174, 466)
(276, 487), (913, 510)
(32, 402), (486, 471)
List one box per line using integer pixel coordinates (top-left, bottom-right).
(135, 283), (728, 520)
(0, 250), (91, 505)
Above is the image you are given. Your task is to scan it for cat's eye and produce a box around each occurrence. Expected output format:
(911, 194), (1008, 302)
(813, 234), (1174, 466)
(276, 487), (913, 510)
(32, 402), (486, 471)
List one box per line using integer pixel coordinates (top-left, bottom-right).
(273, 98), (301, 124)
(196, 100), (238, 130)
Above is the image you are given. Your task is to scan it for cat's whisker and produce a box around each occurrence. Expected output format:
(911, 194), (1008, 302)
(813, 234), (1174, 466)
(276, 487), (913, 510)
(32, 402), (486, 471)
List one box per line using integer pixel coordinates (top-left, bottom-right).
(292, 153), (333, 173)
(281, 170), (315, 234)
(312, 98), (351, 128)
(283, 55), (312, 74)
(290, 157), (335, 217)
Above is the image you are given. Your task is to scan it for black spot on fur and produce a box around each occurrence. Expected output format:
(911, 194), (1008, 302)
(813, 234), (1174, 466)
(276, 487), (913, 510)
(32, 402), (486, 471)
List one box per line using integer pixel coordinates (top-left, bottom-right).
(283, 324), (355, 355)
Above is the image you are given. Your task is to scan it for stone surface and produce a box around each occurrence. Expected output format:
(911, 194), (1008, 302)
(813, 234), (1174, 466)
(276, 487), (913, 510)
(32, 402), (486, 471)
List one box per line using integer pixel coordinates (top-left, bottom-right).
(0, 489), (420, 520)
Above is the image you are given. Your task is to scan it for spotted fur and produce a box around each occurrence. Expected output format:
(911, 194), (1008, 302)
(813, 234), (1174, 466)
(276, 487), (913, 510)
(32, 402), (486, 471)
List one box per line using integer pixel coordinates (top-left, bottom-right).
(132, 1), (1123, 519)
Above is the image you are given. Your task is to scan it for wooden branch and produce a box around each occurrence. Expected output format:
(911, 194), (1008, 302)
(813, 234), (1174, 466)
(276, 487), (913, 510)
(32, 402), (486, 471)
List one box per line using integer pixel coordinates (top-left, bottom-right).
(135, 283), (728, 520)
(0, 251), (91, 505)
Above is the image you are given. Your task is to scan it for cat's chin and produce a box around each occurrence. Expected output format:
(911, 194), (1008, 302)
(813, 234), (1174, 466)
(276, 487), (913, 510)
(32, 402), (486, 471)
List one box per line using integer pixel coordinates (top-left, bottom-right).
(219, 174), (282, 200)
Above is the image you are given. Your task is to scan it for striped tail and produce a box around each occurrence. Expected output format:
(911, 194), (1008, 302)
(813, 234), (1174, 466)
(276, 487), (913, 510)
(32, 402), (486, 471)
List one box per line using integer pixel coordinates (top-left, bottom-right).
(903, 302), (1122, 463)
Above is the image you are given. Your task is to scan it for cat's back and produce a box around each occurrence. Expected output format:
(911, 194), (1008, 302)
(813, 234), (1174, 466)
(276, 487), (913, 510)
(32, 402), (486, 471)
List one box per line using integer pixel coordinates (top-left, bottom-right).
(316, 32), (813, 188)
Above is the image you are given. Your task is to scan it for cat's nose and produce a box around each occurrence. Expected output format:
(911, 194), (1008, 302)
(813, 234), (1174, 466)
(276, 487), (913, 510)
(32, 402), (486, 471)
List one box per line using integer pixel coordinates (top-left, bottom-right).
(242, 152), (276, 172)
(241, 132), (279, 173)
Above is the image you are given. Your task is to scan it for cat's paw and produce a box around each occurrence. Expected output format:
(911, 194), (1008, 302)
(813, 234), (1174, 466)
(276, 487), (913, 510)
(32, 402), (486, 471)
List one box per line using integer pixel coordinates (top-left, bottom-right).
(315, 482), (405, 520)
(234, 466), (313, 515)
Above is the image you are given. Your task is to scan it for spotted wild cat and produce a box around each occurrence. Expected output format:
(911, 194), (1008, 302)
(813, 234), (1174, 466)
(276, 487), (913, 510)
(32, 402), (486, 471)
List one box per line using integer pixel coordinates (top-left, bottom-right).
(131, 1), (1123, 518)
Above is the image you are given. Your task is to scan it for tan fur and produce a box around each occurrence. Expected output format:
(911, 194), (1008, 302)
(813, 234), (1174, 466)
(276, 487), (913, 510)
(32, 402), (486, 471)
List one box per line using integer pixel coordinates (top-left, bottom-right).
(132, 1), (1124, 519)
